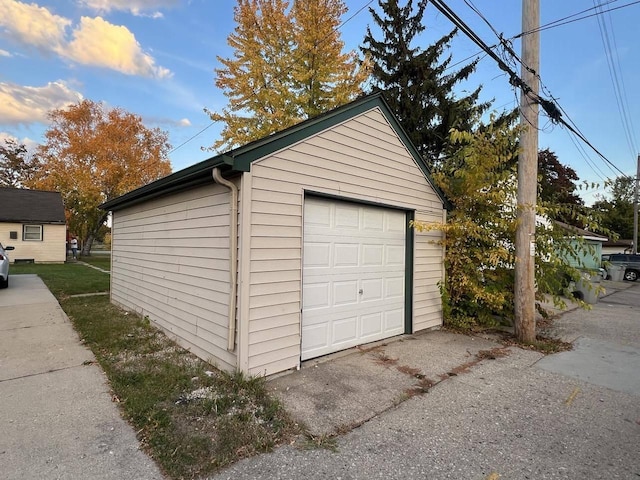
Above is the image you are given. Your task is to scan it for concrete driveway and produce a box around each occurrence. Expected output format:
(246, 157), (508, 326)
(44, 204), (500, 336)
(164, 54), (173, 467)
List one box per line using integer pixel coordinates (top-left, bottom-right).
(0, 275), (163, 480)
(209, 283), (640, 480)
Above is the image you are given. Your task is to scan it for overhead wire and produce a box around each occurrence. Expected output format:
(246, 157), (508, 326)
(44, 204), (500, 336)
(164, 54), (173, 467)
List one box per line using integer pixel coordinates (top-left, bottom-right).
(515, 0), (640, 38)
(445, 0), (632, 179)
(593, 0), (638, 159)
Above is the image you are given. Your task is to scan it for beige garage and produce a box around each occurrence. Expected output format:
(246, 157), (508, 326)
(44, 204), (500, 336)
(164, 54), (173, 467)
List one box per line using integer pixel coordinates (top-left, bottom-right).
(101, 94), (446, 377)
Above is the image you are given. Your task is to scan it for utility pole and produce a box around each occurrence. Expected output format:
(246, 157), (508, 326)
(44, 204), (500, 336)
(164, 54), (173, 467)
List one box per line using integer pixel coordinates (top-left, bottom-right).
(514, 0), (539, 343)
(634, 153), (639, 255)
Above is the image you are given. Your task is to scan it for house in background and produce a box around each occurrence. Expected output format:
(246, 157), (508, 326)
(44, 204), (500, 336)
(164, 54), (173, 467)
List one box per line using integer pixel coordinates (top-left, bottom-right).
(554, 220), (608, 270)
(101, 94), (447, 377)
(0, 188), (67, 263)
(602, 239), (633, 256)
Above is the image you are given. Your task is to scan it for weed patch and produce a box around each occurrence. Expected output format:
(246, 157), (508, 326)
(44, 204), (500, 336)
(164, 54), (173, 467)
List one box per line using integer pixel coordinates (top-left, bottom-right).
(61, 295), (299, 479)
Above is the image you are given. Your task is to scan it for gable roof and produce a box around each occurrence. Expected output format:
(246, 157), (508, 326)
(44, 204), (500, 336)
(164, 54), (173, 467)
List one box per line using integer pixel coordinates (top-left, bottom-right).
(0, 188), (66, 224)
(101, 93), (447, 212)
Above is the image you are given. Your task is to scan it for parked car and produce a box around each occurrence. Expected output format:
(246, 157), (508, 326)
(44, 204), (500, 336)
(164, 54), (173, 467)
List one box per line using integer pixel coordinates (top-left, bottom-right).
(605, 253), (640, 282)
(0, 243), (15, 289)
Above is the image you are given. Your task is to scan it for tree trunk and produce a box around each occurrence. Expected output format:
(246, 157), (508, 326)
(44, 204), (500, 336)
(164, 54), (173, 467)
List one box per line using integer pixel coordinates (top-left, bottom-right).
(81, 234), (95, 256)
(81, 211), (109, 256)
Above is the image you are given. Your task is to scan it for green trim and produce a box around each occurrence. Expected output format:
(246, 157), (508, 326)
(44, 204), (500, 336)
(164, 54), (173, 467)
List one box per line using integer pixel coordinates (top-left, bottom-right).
(100, 158), (227, 211)
(404, 210), (415, 334)
(304, 190), (409, 212)
(101, 92), (448, 211)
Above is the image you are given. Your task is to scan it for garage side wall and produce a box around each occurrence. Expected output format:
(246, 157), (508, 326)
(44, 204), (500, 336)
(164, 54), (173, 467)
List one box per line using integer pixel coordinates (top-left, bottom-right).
(247, 107), (445, 376)
(110, 183), (237, 371)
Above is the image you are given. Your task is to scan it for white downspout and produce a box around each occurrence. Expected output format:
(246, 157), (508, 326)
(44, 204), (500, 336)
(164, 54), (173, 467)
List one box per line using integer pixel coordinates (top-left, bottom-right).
(212, 167), (238, 352)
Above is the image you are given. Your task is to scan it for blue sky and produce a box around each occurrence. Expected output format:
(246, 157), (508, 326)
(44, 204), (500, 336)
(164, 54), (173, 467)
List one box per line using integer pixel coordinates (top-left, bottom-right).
(1, 0), (638, 204)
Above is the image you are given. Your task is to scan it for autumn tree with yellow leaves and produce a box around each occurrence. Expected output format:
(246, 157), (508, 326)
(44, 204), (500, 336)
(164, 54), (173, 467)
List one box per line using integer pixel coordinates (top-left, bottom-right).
(208, 0), (369, 151)
(29, 100), (172, 255)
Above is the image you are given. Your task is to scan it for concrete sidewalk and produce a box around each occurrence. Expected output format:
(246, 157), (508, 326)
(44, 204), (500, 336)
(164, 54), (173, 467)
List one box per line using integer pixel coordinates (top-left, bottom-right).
(0, 275), (163, 480)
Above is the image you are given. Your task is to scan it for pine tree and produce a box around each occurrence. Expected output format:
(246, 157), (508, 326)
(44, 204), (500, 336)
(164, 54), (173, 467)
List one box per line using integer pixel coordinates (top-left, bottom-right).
(361, 0), (488, 165)
(209, 0), (369, 151)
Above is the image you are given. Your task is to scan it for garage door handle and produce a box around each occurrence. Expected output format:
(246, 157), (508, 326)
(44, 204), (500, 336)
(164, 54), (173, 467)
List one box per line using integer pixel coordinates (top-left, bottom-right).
(359, 289), (363, 295)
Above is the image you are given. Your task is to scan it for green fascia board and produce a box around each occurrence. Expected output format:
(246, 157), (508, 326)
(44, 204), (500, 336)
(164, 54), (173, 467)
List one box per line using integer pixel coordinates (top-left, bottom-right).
(101, 92), (448, 211)
(100, 157), (228, 211)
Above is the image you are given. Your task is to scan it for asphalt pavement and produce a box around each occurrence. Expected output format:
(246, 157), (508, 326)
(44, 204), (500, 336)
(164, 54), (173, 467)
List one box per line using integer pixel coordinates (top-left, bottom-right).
(209, 281), (640, 480)
(0, 275), (164, 480)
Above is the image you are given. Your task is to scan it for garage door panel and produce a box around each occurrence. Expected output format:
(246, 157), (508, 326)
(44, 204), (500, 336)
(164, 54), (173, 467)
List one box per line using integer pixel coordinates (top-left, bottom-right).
(303, 243), (330, 267)
(302, 196), (407, 361)
(335, 204), (360, 228)
(386, 245), (405, 265)
(302, 323), (329, 351)
(335, 243), (359, 266)
(305, 201), (331, 227)
(333, 317), (358, 345)
(333, 280), (359, 306)
(386, 276), (404, 298)
(385, 309), (404, 331)
(360, 312), (383, 337)
(363, 209), (384, 231)
(387, 213), (406, 232)
(362, 244), (384, 266)
(361, 278), (383, 302)
(303, 283), (330, 310)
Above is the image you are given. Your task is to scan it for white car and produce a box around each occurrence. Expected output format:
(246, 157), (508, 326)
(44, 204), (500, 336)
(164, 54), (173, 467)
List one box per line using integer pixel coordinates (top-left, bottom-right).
(0, 243), (15, 289)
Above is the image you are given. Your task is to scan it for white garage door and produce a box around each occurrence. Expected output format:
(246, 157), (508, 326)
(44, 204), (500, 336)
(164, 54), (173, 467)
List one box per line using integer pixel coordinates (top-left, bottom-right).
(301, 196), (406, 360)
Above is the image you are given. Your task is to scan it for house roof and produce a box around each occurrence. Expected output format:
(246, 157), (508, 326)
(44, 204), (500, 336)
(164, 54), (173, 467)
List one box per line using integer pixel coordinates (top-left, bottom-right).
(101, 93), (447, 212)
(0, 188), (66, 224)
(554, 220), (608, 242)
(603, 239), (633, 248)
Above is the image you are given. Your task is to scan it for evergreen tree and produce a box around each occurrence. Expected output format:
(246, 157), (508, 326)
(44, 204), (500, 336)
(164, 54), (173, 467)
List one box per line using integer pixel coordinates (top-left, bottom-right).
(209, 0), (369, 151)
(361, 0), (488, 165)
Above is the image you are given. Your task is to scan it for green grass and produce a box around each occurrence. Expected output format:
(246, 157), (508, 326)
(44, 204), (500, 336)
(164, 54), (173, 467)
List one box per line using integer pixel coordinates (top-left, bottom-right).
(79, 254), (111, 271)
(14, 262), (299, 479)
(11, 262), (110, 296)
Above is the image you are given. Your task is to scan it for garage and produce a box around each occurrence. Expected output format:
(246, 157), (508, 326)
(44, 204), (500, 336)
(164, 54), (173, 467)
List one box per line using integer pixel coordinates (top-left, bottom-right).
(101, 93), (446, 377)
(302, 196), (407, 360)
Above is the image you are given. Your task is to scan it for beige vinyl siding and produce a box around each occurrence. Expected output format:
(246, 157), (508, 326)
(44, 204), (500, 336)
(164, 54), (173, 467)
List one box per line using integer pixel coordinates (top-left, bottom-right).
(413, 211), (445, 331)
(110, 183), (237, 371)
(246, 107), (445, 375)
(0, 223), (66, 263)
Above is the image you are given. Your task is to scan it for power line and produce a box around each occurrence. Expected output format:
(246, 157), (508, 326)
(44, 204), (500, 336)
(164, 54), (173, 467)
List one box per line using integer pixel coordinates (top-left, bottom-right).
(593, 0), (638, 158)
(453, 0), (632, 179)
(511, 0), (620, 38)
(515, 0), (640, 38)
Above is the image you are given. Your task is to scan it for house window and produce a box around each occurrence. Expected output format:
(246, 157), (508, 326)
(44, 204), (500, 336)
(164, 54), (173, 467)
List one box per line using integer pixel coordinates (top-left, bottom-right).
(23, 224), (43, 241)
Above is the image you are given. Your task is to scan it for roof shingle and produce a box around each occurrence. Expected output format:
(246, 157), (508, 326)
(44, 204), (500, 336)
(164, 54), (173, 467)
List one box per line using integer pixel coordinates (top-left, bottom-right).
(0, 188), (66, 224)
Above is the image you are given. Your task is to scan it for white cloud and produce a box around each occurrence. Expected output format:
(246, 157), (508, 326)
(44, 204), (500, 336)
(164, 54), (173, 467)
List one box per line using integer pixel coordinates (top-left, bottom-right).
(0, 81), (83, 125)
(78, 0), (179, 18)
(0, 49), (13, 57)
(0, 0), (70, 52)
(178, 118), (191, 127)
(63, 16), (172, 78)
(0, 0), (171, 78)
